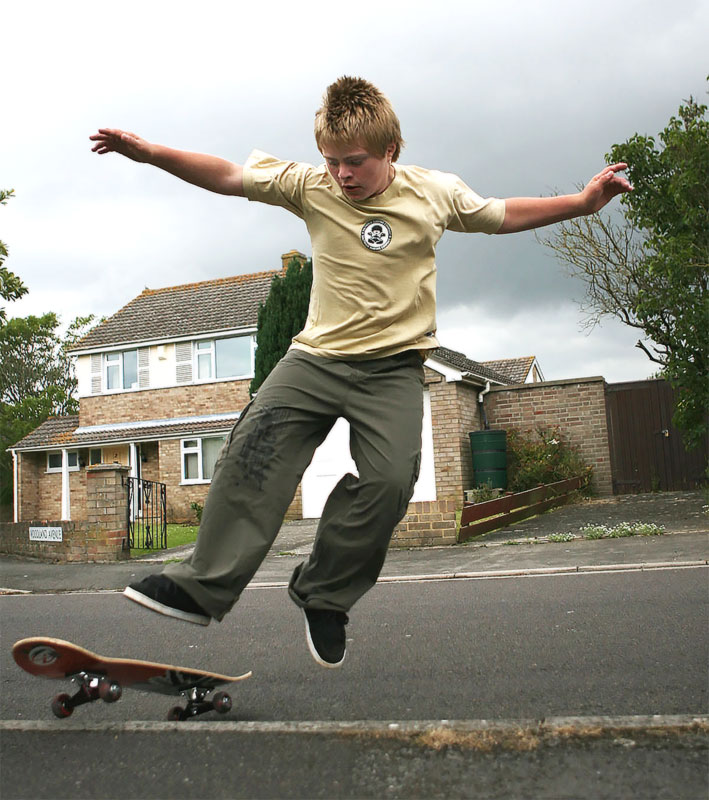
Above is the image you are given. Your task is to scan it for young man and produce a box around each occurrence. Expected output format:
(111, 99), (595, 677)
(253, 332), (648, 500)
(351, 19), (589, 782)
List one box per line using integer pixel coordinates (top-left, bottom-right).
(90, 77), (631, 668)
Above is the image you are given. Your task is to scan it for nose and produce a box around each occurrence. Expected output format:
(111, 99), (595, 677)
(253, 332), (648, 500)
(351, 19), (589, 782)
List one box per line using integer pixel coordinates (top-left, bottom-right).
(338, 163), (353, 181)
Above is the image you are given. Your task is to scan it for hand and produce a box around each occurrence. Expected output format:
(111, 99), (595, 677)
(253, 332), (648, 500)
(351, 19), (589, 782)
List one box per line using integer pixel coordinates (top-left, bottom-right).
(89, 128), (153, 163)
(579, 163), (633, 214)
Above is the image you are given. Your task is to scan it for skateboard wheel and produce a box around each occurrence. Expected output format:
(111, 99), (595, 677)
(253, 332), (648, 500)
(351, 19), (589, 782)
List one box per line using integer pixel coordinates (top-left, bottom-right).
(167, 706), (185, 721)
(51, 693), (73, 719)
(212, 691), (232, 714)
(98, 678), (122, 703)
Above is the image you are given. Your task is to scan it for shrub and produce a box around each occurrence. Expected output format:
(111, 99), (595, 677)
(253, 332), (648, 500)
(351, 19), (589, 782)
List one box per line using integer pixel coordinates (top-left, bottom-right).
(506, 426), (593, 493)
(190, 501), (203, 523)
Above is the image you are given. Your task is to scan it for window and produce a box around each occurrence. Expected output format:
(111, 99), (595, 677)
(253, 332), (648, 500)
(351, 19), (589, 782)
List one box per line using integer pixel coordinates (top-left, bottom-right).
(181, 436), (227, 483)
(89, 448), (102, 465)
(47, 451), (79, 473)
(196, 341), (213, 380)
(105, 350), (139, 391)
(215, 336), (251, 378)
(194, 336), (253, 381)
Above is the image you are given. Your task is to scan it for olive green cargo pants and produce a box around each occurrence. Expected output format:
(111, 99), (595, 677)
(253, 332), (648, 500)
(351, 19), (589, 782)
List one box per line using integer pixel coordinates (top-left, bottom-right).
(163, 349), (424, 620)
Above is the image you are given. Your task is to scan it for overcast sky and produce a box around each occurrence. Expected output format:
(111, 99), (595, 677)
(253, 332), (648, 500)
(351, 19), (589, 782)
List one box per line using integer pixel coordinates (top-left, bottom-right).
(2, 0), (706, 382)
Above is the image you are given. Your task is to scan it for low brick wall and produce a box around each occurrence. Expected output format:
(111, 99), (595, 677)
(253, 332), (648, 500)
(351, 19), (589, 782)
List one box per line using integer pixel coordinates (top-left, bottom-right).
(392, 500), (458, 547)
(0, 519), (128, 562)
(0, 464), (130, 563)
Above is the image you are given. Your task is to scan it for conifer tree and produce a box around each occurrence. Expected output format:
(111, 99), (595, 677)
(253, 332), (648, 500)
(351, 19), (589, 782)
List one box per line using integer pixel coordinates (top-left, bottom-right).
(250, 256), (313, 395)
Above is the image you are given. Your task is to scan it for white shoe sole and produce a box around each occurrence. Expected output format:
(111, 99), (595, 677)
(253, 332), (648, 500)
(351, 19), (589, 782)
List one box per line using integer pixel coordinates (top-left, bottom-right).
(302, 608), (346, 668)
(123, 587), (211, 626)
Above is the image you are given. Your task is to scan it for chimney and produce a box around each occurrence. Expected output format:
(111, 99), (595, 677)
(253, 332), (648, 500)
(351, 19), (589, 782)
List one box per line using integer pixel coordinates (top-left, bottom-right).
(281, 250), (307, 271)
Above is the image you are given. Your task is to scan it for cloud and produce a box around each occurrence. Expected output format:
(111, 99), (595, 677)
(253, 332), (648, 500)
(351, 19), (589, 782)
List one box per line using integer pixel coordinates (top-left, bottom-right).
(2, 0), (706, 380)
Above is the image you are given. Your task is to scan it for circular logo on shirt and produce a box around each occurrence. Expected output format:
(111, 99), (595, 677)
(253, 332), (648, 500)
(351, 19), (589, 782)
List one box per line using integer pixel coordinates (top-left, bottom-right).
(361, 219), (392, 251)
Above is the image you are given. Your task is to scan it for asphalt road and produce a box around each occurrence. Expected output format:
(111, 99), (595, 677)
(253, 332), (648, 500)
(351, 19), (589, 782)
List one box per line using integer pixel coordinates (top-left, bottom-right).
(2, 566), (707, 798)
(3, 568), (708, 722)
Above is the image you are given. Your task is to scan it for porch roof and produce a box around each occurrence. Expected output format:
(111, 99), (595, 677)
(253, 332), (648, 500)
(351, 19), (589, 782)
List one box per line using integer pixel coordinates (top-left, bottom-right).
(10, 412), (240, 452)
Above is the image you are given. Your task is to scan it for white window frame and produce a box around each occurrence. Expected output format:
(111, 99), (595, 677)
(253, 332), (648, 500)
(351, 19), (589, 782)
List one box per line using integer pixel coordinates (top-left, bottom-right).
(180, 436), (227, 484)
(103, 349), (139, 392)
(47, 451), (79, 473)
(192, 335), (255, 383)
(195, 340), (214, 381)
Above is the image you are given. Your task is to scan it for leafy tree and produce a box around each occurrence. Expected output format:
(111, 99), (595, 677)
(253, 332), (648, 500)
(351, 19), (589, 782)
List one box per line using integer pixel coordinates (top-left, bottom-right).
(250, 257), (313, 395)
(0, 313), (96, 505)
(0, 189), (28, 323)
(539, 92), (708, 448)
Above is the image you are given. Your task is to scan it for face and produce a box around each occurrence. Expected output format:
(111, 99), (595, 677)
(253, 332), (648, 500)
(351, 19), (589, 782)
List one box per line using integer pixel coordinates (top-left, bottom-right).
(321, 141), (395, 200)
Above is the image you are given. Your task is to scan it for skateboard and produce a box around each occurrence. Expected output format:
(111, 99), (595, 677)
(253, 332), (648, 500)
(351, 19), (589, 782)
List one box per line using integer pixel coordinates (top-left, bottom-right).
(12, 636), (252, 721)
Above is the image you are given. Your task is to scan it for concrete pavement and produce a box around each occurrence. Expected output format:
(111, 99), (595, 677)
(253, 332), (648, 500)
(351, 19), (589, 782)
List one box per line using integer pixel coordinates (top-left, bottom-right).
(1, 490), (706, 594)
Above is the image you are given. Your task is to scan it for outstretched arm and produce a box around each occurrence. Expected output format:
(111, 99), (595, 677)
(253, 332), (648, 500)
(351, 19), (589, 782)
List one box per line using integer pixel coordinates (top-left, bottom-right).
(497, 163), (632, 234)
(89, 129), (245, 196)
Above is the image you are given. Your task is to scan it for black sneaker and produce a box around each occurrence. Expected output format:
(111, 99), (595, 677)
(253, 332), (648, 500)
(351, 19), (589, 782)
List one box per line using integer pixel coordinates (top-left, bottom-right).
(302, 608), (349, 668)
(124, 574), (211, 626)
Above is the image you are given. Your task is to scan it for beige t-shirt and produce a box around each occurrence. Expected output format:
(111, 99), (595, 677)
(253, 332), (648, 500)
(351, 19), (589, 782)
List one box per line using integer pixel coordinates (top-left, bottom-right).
(243, 150), (506, 359)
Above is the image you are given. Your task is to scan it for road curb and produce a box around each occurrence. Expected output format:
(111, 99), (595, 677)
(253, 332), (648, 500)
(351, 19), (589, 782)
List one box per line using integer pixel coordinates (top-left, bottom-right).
(2, 714), (707, 742)
(0, 560), (706, 596)
(248, 560), (708, 590)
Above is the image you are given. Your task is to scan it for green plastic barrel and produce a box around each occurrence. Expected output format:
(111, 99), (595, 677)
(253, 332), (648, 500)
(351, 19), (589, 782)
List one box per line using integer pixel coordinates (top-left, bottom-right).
(469, 429), (507, 489)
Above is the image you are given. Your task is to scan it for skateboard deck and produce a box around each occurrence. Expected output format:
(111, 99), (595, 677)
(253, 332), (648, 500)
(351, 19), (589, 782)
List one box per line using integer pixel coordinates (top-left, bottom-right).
(13, 636), (252, 721)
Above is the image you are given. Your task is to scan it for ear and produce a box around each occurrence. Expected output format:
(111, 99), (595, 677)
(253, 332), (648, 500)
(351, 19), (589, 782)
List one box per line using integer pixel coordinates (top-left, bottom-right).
(385, 142), (396, 161)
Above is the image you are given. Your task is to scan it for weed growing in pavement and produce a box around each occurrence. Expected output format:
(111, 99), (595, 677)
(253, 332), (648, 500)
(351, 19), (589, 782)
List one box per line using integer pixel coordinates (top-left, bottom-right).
(496, 521), (667, 547)
(580, 522), (665, 539)
(548, 532), (575, 543)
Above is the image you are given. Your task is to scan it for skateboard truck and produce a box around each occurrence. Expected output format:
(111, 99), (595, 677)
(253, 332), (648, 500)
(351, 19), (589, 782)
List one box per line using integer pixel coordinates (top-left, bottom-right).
(167, 687), (233, 721)
(51, 671), (122, 718)
(52, 673), (233, 721)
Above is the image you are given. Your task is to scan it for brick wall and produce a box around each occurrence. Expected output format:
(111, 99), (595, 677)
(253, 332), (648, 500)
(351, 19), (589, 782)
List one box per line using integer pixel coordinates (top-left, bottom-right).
(427, 375), (482, 499)
(484, 377), (613, 496)
(79, 379), (251, 426)
(18, 452), (88, 522)
(392, 499), (458, 547)
(1, 464), (130, 562)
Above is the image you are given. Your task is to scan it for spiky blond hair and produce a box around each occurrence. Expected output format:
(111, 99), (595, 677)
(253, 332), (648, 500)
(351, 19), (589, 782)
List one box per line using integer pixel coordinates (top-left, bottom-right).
(314, 76), (404, 162)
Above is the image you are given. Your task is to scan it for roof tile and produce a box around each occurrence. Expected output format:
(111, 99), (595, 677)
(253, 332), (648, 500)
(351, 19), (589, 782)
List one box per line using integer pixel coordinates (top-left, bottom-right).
(70, 268), (283, 351)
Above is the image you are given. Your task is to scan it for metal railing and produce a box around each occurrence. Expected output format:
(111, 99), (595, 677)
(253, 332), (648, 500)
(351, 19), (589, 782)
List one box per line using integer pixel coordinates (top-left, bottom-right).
(126, 477), (167, 550)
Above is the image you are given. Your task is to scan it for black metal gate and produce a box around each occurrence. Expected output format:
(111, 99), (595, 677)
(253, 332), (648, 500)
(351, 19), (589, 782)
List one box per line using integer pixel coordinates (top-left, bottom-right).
(126, 477), (167, 550)
(605, 379), (708, 494)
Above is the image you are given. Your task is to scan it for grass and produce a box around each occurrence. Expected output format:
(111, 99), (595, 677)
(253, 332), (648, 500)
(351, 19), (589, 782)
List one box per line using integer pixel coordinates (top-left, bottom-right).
(129, 524), (199, 558)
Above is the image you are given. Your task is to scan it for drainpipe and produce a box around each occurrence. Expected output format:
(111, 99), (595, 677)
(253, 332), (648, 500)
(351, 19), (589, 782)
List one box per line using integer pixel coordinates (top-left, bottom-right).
(12, 449), (18, 523)
(477, 381), (492, 431)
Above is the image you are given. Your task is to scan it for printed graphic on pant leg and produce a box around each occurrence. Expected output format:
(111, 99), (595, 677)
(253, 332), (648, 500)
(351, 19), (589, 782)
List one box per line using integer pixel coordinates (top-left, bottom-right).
(233, 405), (291, 492)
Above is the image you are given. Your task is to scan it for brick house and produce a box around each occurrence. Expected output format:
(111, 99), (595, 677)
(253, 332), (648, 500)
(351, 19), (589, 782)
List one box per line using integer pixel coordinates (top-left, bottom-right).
(9, 249), (612, 546)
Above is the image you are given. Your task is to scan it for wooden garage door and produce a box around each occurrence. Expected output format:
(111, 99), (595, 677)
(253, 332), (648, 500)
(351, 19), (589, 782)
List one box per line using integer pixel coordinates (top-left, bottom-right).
(605, 379), (707, 493)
